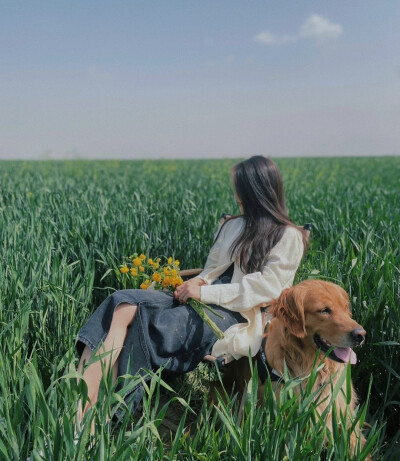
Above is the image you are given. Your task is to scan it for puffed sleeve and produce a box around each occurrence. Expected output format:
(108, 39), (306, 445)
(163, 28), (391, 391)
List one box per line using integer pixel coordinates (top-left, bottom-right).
(197, 220), (226, 283)
(200, 226), (304, 311)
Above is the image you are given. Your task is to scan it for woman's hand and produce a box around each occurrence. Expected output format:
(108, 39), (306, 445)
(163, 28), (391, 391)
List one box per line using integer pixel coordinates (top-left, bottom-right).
(174, 278), (204, 304)
(186, 277), (207, 287)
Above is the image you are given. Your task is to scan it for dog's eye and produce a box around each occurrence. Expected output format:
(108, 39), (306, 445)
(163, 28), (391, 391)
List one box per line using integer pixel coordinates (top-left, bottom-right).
(320, 307), (332, 314)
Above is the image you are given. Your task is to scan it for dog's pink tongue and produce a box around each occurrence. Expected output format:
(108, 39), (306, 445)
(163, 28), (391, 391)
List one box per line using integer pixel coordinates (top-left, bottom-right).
(334, 347), (357, 365)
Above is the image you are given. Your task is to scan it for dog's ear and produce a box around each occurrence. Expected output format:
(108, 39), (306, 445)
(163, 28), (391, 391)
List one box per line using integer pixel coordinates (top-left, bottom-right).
(270, 287), (306, 338)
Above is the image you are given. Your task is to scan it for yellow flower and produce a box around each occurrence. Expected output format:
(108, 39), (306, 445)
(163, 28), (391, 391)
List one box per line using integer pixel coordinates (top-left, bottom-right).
(162, 276), (172, 287)
(152, 272), (162, 282)
(139, 254), (146, 261)
(171, 269), (178, 277)
(156, 258), (161, 263)
(168, 257), (173, 264)
(148, 258), (154, 265)
(174, 260), (180, 266)
(140, 282), (149, 290)
(133, 258), (142, 267)
(130, 268), (138, 276)
(153, 263), (160, 269)
(139, 266), (145, 272)
(171, 276), (183, 288)
(120, 265), (129, 274)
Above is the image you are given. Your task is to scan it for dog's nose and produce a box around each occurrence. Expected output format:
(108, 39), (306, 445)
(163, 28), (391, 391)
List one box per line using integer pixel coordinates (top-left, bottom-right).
(351, 328), (366, 345)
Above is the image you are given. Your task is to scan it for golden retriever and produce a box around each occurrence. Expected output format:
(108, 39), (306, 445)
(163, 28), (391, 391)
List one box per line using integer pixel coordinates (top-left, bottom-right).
(215, 280), (370, 458)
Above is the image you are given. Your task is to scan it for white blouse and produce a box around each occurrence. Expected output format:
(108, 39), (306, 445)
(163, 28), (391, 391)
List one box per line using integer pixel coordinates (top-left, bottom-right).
(198, 217), (304, 359)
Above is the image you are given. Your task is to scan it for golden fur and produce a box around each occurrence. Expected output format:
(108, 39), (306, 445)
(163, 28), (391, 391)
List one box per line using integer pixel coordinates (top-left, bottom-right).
(214, 280), (370, 458)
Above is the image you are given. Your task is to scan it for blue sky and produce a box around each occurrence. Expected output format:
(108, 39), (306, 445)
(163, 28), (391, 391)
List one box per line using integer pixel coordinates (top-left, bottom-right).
(0, 0), (399, 159)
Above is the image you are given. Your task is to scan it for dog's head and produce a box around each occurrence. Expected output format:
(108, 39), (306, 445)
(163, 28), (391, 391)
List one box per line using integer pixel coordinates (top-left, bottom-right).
(269, 280), (366, 364)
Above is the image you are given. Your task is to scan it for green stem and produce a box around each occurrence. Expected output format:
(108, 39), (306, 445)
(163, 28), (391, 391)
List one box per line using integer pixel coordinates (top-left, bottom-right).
(200, 302), (225, 319)
(188, 298), (225, 340)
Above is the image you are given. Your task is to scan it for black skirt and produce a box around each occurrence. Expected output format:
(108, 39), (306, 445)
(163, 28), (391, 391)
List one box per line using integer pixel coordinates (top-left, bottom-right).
(76, 276), (246, 418)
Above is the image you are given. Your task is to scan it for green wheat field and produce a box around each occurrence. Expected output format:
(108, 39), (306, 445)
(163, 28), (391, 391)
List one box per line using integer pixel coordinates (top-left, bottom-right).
(0, 157), (399, 460)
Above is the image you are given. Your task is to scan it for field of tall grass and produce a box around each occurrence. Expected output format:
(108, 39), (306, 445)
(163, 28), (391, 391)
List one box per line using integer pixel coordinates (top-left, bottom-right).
(0, 157), (399, 460)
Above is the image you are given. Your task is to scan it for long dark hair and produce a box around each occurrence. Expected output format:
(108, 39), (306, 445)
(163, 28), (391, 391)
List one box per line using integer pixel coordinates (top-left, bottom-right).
(216, 156), (307, 274)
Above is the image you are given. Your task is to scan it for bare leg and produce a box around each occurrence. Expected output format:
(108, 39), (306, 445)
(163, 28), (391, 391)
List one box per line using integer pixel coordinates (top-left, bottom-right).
(77, 302), (138, 422)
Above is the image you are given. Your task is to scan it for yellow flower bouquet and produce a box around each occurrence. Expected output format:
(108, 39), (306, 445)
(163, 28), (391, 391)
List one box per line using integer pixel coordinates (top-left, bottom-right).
(117, 253), (184, 291)
(116, 253), (224, 339)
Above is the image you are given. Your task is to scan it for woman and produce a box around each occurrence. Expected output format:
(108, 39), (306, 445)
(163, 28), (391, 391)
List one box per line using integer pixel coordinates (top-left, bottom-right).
(76, 155), (308, 422)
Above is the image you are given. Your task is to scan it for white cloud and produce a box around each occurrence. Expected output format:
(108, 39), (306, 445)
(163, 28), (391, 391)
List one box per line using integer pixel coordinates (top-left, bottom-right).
(254, 31), (278, 45)
(254, 14), (343, 45)
(299, 14), (343, 39)
(254, 31), (297, 45)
